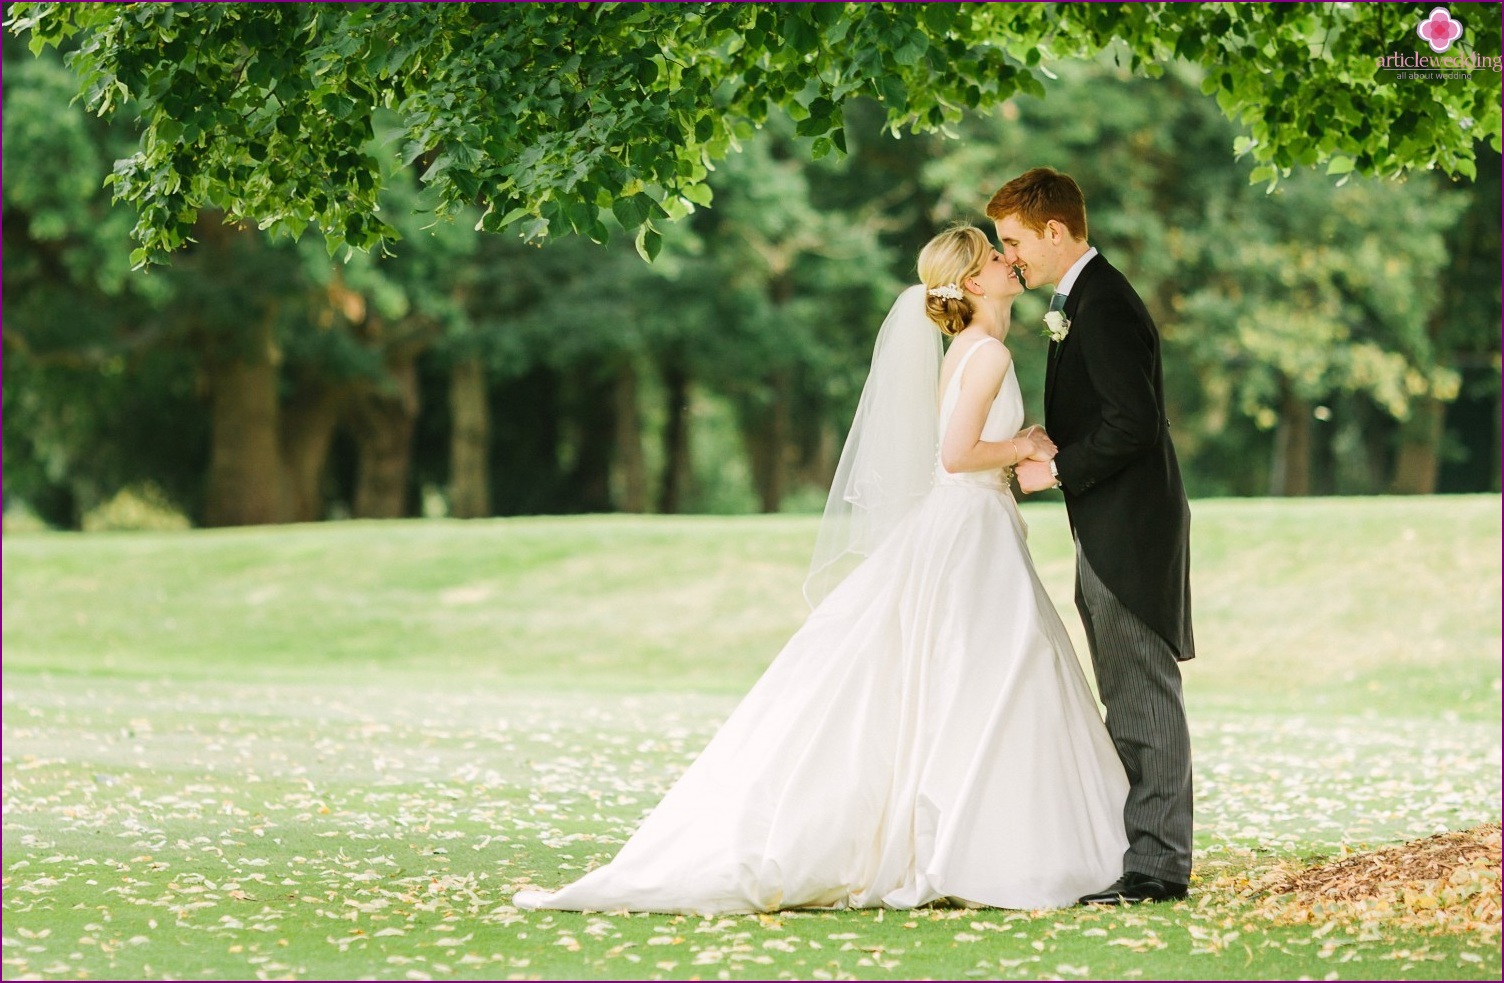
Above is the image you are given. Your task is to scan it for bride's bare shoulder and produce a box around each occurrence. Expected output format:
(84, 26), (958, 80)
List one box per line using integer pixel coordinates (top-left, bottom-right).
(951, 335), (1010, 371)
(940, 334), (1010, 396)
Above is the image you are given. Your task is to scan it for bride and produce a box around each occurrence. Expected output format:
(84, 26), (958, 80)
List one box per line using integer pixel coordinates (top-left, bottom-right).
(514, 225), (1128, 915)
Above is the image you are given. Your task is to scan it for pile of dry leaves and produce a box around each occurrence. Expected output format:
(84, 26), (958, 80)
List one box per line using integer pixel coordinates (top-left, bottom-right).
(1251, 823), (1502, 937)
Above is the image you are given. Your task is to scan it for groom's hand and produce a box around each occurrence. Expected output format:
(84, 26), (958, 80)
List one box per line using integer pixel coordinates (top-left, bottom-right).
(1016, 459), (1057, 494)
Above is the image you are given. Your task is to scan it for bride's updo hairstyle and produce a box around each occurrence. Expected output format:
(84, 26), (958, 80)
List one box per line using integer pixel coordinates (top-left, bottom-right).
(917, 225), (991, 337)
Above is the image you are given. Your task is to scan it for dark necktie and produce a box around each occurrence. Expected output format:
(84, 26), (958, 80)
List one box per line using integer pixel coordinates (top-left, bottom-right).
(1049, 291), (1068, 314)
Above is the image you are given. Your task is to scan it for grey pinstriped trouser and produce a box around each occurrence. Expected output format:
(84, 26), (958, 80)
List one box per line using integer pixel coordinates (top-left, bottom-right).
(1076, 543), (1194, 883)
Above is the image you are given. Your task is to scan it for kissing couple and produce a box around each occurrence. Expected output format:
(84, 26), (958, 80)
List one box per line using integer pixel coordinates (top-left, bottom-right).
(516, 167), (1196, 914)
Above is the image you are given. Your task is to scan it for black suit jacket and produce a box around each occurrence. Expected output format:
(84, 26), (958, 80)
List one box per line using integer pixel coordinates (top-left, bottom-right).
(1046, 253), (1194, 661)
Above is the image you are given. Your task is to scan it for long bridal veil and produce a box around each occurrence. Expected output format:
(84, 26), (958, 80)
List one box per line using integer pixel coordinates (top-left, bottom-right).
(804, 285), (941, 607)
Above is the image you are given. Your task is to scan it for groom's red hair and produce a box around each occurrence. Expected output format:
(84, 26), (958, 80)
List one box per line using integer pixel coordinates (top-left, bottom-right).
(986, 168), (1089, 241)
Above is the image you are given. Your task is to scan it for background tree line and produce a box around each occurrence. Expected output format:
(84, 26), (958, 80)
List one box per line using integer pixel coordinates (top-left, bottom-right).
(4, 40), (1499, 528)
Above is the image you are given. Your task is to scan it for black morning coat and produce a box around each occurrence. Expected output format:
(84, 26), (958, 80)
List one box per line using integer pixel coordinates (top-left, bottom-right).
(1045, 252), (1196, 662)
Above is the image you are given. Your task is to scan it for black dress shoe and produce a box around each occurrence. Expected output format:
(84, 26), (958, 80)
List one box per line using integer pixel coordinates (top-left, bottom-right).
(1078, 871), (1189, 905)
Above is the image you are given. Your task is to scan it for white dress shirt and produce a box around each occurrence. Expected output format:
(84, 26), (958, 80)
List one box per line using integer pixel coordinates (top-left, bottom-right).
(1054, 246), (1098, 297)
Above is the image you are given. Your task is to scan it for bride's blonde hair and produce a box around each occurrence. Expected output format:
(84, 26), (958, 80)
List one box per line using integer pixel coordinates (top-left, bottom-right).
(917, 225), (991, 337)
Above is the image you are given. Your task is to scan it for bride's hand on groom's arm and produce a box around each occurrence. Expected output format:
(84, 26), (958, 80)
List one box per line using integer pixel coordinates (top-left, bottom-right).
(1015, 428), (1056, 461)
(1017, 425), (1047, 442)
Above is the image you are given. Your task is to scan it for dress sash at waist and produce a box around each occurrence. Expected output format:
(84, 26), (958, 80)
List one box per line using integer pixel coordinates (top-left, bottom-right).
(933, 466), (1012, 493)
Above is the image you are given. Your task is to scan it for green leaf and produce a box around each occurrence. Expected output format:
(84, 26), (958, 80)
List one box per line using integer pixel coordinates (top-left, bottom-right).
(497, 205), (533, 229)
(634, 223), (662, 262)
(421, 154), (451, 181)
(783, 12), (818, 51)
(636, 56), (659, 87)
(879, 75), (906, 108)
(611, 194), (651, 230)
(795, 114), (830, 137)
(893, 33), (928, 67)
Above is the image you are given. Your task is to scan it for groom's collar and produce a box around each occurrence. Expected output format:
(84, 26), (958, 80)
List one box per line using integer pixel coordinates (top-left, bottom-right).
(1054, 246), (1098, 297)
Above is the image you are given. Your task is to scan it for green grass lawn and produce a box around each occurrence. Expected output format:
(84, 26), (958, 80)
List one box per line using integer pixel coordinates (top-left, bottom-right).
(3, 496), (1500, 980)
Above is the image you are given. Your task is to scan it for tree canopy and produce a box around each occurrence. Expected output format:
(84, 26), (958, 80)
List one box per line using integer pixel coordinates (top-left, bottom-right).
(9, 36), (1499, 527)
(11, 1), (1502, 264)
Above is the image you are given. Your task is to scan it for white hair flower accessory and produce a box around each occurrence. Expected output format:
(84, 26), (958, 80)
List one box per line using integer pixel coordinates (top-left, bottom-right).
(927, 283), (964, 301)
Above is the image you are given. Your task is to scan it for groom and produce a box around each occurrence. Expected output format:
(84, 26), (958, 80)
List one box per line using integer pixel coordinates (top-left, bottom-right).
(988, 168), (1195, 904)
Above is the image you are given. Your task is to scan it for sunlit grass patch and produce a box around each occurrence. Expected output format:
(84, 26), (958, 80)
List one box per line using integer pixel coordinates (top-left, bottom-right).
(4, 679), (1499, 980)
(4, 497), (1500, 979)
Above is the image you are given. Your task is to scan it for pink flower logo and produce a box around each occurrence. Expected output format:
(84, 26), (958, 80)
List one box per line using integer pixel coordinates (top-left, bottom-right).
(1417, 7), (1464, 53)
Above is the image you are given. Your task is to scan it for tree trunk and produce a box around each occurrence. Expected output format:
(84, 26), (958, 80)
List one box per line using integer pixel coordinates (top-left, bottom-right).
(1269, 387), (1311, 496)
(350, 351), (419, 519)
(204, 307), (282, 526)
(1390, 397), (1446, 494)
(657, 362), (691, 514)
(448, 356), (491, 519)
(746, 374), (792, 513)
(568, 370), (617, 513)
(792, 398), (838, 493)
(613, 361), (648, 513)
(278, 381), (345, 522)
(489, 367), (563, 515)
(1493, 387), (1502, 495)
(1331, 393), (1390, 494)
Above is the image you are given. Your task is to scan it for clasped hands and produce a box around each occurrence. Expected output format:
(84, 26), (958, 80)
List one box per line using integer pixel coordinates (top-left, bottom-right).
(1011, 425), (1059, 494)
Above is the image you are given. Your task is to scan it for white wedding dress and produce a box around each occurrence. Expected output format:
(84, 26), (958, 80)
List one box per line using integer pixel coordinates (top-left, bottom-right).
(514, 340), (1128, 914)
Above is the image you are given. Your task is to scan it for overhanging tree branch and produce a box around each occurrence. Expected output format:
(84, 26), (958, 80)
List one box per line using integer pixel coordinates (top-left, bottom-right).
(8, 1), (1499, 264)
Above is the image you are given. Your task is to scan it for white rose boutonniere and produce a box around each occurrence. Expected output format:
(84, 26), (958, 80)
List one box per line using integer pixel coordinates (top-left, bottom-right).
(1043, 310), (1071, 342)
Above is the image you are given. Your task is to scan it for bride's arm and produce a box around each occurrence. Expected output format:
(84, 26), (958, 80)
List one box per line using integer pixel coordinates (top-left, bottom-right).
(939, 346), (1042, 474)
